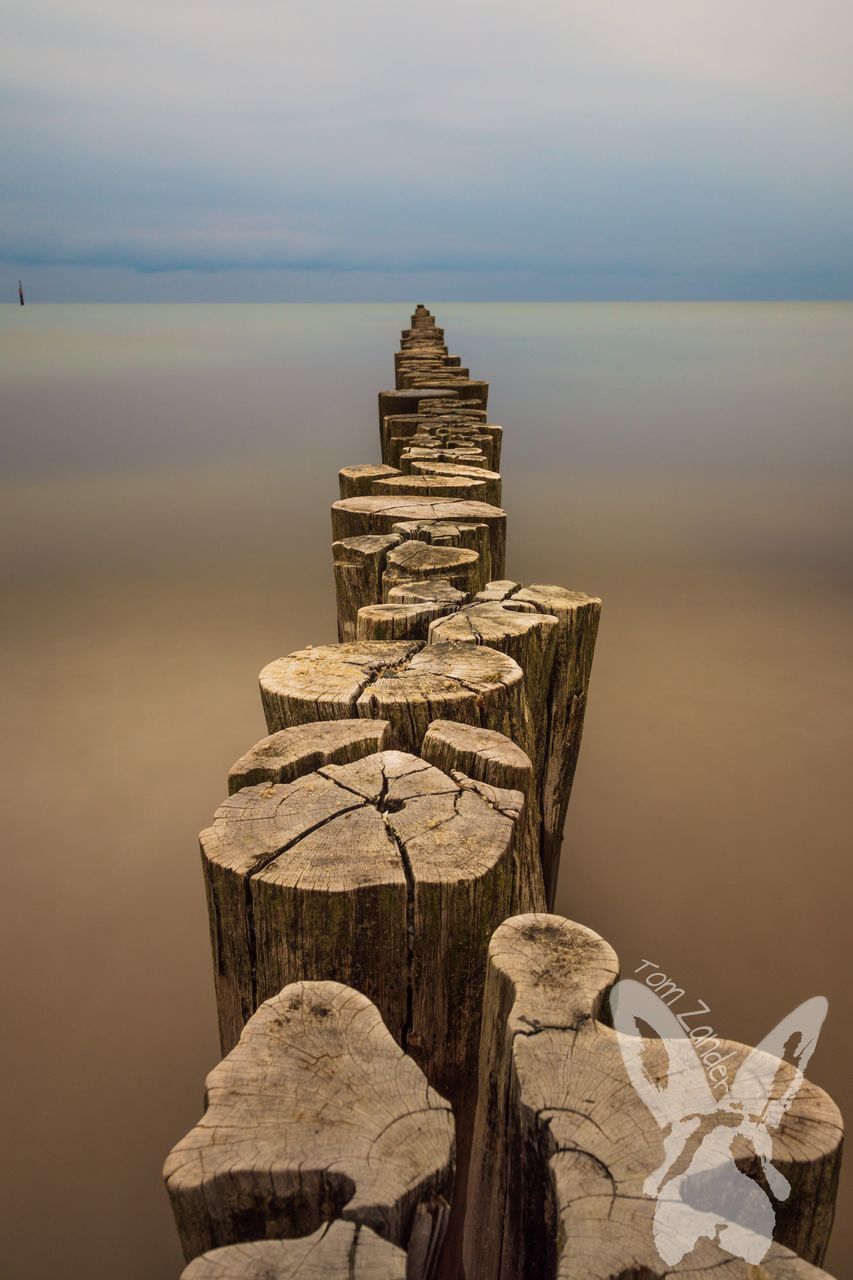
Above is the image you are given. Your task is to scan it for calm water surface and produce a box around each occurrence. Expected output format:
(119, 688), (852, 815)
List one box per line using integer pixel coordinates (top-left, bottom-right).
(1, 303), (851, 1278)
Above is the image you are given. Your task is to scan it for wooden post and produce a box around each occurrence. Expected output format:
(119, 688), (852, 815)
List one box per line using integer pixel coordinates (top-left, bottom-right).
(503, 584), (602, 908)
(258, 641), (534, 763)
(408, 461), (502, 507)
(382, 540), (481, 601)
(371, 473), (490, 501)
(332, 496), (506, 580)
(386, 579), (469, 609)
(391, 519), (493, 589)
(199, 743), (524, 1277)
(180, 1223), (407, 1280)
(164, 980), (454, 1276)
(227, 718), (391, 794)
(400, 447), (490, 470)
(428, 602), (558, 779)
(333, 533), (402, 641)
(421, 720), (545, 914)
(464, 914), (843, 1280)
(201, 745), (524, 1056)
(339, 463), (401, 499)
(357, 601), (460, 643)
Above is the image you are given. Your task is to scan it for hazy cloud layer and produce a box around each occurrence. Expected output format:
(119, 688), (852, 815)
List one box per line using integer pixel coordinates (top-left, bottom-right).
(3, 0), (852, 298)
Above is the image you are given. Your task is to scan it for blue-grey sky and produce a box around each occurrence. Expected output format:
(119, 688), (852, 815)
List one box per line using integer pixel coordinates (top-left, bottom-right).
(3, 0), (852, 300)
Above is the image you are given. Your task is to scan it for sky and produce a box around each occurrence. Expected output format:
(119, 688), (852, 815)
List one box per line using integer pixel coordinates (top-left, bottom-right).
(2, 0), (852, 301)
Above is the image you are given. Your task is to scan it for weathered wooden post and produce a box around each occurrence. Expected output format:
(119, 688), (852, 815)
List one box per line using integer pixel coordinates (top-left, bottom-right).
(332, 496), (506, 580)
(421, 719), (545, 914)
(180, 1223), (407, 1280)
(464, 914), (843, 1280)
(258, 641), (534, 762)
(165, 981), (454, 1278)
(200, 745), (525, 1278)
(333, 534), (402, 641)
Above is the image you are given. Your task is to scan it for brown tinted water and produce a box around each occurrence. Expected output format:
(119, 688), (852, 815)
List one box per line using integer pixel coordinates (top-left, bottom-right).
(1, 303), (851, 1278)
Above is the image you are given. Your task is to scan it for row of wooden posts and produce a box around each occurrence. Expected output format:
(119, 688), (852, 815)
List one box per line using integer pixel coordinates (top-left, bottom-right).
(163, 307), (842, 1278)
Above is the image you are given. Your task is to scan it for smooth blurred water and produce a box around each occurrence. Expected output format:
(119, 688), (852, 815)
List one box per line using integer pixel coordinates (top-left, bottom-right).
(1, 303), (851, 1278)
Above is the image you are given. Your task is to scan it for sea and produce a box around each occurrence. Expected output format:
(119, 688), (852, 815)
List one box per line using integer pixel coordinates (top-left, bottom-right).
(2, 302), (851, 1278)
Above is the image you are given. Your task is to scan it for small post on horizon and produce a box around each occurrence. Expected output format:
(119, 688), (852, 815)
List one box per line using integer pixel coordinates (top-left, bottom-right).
(18, 280), (24, 306)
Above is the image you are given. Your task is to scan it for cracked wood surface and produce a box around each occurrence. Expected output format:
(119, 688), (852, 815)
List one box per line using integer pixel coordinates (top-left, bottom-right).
(201, 749), (520, 1099)
(386, 579), (469, 609)
(330, 575), (595, 910)
(386, 416), (497, 457)
(386, 420), (500, 472)
(380, 383), (489, 425)
(332, 497), (506, 580)
(358, 579), (471, 639)
(400, 446), (489, 471)
(258, 640), (535, 763)
(227, 719), (392, 795)
(391, 519), (493, 589)
(339, 463), (402, 499)
(382, 540), (481, 601)
(420, 719), (545, 915)
(464, 914), (843, 1280)
(333, 534), (403, 641)
(372, 473), (489, 501)
(408, 462), (501, 508)
(181, 1222), (407, 1279)
(429, 602), (558, 776)
(164, 981), (453, 1274)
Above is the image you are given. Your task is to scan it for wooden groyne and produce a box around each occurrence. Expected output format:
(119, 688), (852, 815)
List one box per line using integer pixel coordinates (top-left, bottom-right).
(164, 306), (843, 1278)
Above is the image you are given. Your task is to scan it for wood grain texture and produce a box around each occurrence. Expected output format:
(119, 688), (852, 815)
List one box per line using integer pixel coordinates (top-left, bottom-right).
(259, 640), (534, 762)
(421, 719), (545, 914)
(333, 535), (402, 641)
(357, 601), (456, 642)
(332, 496), (506, 580)
(400, 447), (489, 471)
(164, 981), (454, 1274)
(464, 914), (843, 1280)
(339, 463), (401, 499)
(385, 381), (489, 411)
(391, 519), (492, 588)
(201, 750), (519, 1103)
(428, 601), (558, 779)
(372, 473), (488, 501)
(390, 429), (499, 473)
(228, 718), (391, 794)
(510, 585), (602, 908)
(378, 389), (460, 433)
(382, 540), (481, 601)
(409, 462), (501, 508)
(181, 1222), (407, 1280)
(381, 416), (497, 470)
(386, 579), (469, 609)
